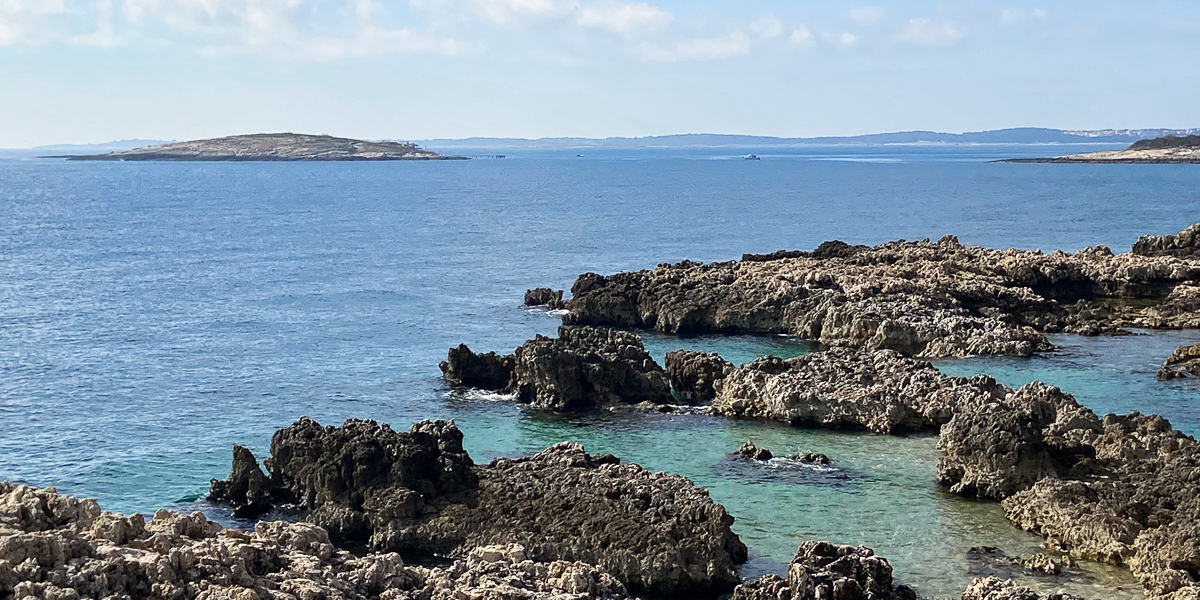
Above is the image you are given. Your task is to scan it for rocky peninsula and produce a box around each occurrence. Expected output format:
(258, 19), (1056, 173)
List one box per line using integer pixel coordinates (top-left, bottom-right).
(1005, 135), (1200, 164)
(67, 133), (464, 161)
(551, 225), (1200, 358)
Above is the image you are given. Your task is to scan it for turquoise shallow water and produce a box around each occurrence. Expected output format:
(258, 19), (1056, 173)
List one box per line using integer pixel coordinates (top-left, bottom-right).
(3, 145), (1200, 598)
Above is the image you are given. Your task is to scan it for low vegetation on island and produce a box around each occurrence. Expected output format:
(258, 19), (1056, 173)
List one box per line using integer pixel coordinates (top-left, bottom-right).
(66, 133), (464, 162)
(1007, 134), (1200, 163)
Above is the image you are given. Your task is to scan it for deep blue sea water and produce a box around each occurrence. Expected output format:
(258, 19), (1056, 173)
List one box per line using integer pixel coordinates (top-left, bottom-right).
(3, 143), (1200, 598)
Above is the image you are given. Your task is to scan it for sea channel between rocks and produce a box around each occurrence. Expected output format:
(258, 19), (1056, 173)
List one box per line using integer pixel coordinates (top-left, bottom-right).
(8, 225), (1200, 600)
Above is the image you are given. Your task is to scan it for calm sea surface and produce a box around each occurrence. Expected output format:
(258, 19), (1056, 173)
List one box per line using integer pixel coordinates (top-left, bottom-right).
(3, 144), (1199, 598)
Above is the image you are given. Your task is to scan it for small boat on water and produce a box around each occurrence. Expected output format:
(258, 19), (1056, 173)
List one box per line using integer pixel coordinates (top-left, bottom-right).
(745, 154), (760, 160)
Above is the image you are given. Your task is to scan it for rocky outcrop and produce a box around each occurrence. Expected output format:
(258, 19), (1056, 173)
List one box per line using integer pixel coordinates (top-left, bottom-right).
(968, 546), (1066, 577)
(209, 418), (747, 598)
(70, 133), (461, 161)
(936, 382), (1200, 599)
(711, 347), (1007, 434)
(1134, 224), (1200, 259)
(562, 232), (1200, 357)
(1007, 135), (1200, 164)
(1157, 344), (1200, 380)
(732, 541), (916, 600)
(961, 577), (1087, 600)
(524, 288), (566, 309)
(0, 482), (632, 600)
(439, 344), (514, 390)
(734, 441), (772, 461)
(665, 350), (734, 402)
(441, 326), (672, 411)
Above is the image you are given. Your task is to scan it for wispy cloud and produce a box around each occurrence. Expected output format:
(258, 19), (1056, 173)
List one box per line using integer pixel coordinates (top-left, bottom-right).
(898, 18), (963, 45)
(642, 30), (750, 61)
(788, 25), (814, 47)
(824, 31), (858, 47)
(0, 0), (68, 46)
(848, 7), (884, 25)
(1001, 8), (1047, 24)
(576, 2), (672, 35)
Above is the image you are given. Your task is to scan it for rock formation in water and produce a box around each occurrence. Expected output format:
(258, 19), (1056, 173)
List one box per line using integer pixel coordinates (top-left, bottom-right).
(960, 577), (1087, 600)
(731, 541), (917, 600)
(209, 418), (747, 598)
(1157, 344), (1200, 380)
(665, 350), (735, 402)
(0, 482), (633, 600)
(68, 133), (461, 161)
(559, 229), (1200, 357)
(936, 383), (1200, 599)
(524, 288), (566, 309)
(440, 326), (673, 410)
(710, 347), (1007, 434)
(734, 440), (773, 461)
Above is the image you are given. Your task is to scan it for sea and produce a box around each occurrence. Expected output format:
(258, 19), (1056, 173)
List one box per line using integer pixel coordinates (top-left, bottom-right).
(3, 143), (1200, 598)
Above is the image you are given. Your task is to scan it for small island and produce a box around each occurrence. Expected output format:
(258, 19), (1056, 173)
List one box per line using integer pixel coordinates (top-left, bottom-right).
(1004, 134), (1200, 163)
(65, 133), (466, 161)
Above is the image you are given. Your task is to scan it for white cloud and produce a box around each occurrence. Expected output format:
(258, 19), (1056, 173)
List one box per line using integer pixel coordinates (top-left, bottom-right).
(472, 0), (558, 25)
(576, 2), (671, 35)
(1001, 8), (1047, 24)
(824, 31), (858, 47)
(748, 13), (782, 39)
(0, 0), (68, 46)
(788, 24), (813, 47)
(898, 18), (962, 45)
(848, 7), (883, 25)
(641, 30), (749, 61)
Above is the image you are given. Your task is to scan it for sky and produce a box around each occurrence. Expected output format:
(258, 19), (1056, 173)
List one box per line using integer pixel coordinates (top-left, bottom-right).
(0, 1), (1198, 146)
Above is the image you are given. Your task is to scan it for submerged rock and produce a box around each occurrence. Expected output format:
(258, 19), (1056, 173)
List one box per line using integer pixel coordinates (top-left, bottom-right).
(524, 287), (566, 309)
(968, 546), (1066, 577)
(441, 326), (673, 411)
(1157, 344), (1200, 380)
(711, 347), (1006, 434)
(209, 418), (747, 598)
(734, 440), (773, 461)
(563, 230), (1200, 357)
(0, 482), (631, 600)
(732, 541), (917, 600)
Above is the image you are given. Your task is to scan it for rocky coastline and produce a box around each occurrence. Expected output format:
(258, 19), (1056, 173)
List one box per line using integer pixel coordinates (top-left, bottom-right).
(1003, 135), (1200, 164)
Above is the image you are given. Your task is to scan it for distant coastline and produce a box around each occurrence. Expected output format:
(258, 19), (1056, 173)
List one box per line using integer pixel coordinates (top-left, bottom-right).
(1001, 134), (1200, 164)
(59, 133), (466, 162)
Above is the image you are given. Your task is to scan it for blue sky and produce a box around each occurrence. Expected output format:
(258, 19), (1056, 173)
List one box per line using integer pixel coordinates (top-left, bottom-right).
(0, 1), (1197, 146)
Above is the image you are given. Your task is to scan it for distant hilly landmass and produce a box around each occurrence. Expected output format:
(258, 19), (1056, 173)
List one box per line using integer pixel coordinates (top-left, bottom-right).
(62, 134), (460, 162)
(1005, 134), (1200, 164)
(416, 128), (1200, 149)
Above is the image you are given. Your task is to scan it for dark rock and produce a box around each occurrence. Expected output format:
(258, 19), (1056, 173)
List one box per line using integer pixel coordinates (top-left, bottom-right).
(1157, 344), (1200, 380)
(732, 541), (916, 600)
(511, 326), (673, 410)
(439, 344), (514, 390)
(790, 452), (831, 465)
(210, 418), (747, 599)
(207, 444), (276, 518)
(524, 287), (565, 309)
(742, 249), (809, 262)
(734, 440), (773, 461)
(811, 240), (869, 259)
(967, 546), (1065, 577)
(665, 350), (735, 402)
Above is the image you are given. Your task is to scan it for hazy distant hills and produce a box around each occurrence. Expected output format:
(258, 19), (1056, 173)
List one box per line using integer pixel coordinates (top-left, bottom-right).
(416, 128), (1200, 149)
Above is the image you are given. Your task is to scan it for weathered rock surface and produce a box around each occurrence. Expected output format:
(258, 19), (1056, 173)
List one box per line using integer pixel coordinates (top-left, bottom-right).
(439, 344), (514, 390)
(441, 326), (673, 411)
(1157, 344), (1200, 380)
(1, 482), (633, 600)
(524, 288), (566, 309)
(968, 546), (1066, 577)
(69, 133), (460, 161)
(936, 382), (1200, 599)
(731, 541), (916, 600)
(734, 441), (773, 461)
(961, 577), (1087, 600)
(562, 231), (1200, 357)
(711, 347), (1007, 434)
(666, 350), (735, 402)
(1134, 224), (1200, 259)
(209, 418), (747, 598)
